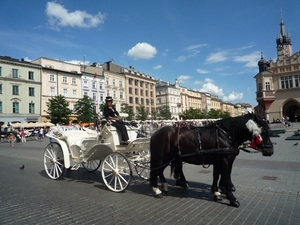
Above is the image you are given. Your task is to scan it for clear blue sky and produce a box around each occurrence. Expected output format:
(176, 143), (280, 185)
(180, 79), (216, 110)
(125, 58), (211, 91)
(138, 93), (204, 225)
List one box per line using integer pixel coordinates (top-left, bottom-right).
(1, 0), (300, 107)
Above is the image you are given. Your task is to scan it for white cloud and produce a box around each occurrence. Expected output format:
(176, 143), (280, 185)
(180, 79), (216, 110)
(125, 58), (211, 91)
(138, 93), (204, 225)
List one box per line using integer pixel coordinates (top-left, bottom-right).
(177, 75), (192, 83)
(204, 78), (214, 83)
(206, 51), (228, 63)
(199, 82), (224, 96)
(194, 80), (203, 85)
(46, 2), (106, 30)
(233, 51), (260, 67)
(222, 92), (243, 102)
(127, 42), (157, 60)
(196, 68), (209, 74)
(175, 43), (207, 62)
(153, 65), (162, 69)
(162, 49), (169, 57)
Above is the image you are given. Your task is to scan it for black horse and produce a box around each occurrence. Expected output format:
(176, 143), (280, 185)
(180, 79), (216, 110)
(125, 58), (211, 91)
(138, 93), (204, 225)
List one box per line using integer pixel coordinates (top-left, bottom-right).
(149, 113), (274, 207)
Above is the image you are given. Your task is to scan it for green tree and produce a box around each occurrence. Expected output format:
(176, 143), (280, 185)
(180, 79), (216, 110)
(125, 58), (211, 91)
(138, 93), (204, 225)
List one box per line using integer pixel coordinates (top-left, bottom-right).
(159, 105), (172, 120)
(74, 95), (96, 123)
(151, 107), (159, 120)
(45, 95), (72, 125)
(136, 105), (148, 121)
(120, 103), (134, 121)
(182, 108), (205, 119)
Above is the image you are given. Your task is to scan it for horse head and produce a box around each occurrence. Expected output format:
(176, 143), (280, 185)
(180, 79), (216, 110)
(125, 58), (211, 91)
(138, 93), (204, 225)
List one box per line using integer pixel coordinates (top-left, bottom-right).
(245, 113), (274, 156)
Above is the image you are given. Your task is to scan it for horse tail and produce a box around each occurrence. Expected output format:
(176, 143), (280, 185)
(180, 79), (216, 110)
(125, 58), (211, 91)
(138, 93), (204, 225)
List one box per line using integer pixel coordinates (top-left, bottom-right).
(170, 161), (175, 177)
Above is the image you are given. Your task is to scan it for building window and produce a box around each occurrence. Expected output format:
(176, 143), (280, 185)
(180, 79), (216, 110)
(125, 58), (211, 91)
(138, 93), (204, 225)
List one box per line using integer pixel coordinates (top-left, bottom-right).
(28, 71), (34, 80)
(129, 97), (133, 103)
(265, 82), (271, 90)
(12, 69), (18, 78)
(141, 98), (144, 104)
(146, 99), (149, 105)
(13, 102), (19, 113)
(145, 82), (148, 88)
(135, 88), (138, 95)
(113, 79), (115, 86)
(0, 102), (2, 113)
(119, 81), (123, 88)
(113, 90), (116, 98)
(107, 90), (110, 97)
(12, 86), (19, 95)
(63, 88), (68, 97)
(29, 87), (35, 96)
(92, 82), (96, 89)
(120, 92), (123, 99)
(72, 89), (77, 98)
(140, 81), (143, 87)
(129, 87), (132, 94)
(0, 67), (2, 76)
(289, 76), (293, 88)
(29, 103), (35, 114)
(129, 78), (133, 85)
(50, 87), (55, 96)
(135, 79), (138, 86)
(93, 92), (96, 101)
(295, 75), (299, 87)
(140, 90), (143, 96)
(135, 97), (139, 104)
(100, 83), (103, 90)
(62, 76), (67, 83)
(145, 90), (148, 96)
(100, 94), (103, 102)
(150, 84), (153, 89)
(258, 83), (262, 91)
(83, 80), (88, 88)
(72, 78), (76, 84)
(84, 91), (88, 96)
(106, 78), (109, 85)
(50, 74), (55, 82)
(0, 84), (2, 94)
(150, 91), (153, 97)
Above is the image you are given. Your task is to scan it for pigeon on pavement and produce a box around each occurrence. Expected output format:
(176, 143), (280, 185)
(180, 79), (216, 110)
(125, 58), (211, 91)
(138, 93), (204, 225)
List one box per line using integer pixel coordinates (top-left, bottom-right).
(293, 142), (298, 146)
(19, 165), (25, 170)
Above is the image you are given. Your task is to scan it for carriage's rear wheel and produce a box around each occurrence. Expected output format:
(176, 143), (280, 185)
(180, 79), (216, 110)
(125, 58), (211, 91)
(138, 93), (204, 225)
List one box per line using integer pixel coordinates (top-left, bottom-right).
(134, 149), (150, 180)
(101, 152), (132, 192)
(44, 142), (65, 179)
(82, 160), (101, 172)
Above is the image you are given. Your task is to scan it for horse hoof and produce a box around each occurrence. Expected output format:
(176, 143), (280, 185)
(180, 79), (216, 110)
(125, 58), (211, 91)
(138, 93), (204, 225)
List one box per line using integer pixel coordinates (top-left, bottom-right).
(162, 191), (168, 196)
(214, 195), (223, 202)
(220, 187), (226, 194)
(231, 186), (236, 192)
(230, 200), (240, 207)
(155, 194), (163, 198)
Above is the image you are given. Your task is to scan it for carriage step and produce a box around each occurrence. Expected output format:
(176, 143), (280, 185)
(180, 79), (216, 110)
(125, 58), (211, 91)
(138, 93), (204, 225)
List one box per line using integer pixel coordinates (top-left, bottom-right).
(69, 164), (81, 170)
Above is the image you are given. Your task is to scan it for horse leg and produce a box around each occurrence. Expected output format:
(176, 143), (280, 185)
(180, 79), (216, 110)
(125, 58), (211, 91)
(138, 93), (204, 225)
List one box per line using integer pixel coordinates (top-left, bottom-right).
(212, 163), (222, 201)
(220, 158), (240, 207)
(159, 171), (169, 196)
(150, 168), (163, 197)
(174, 162), (189, 189)
(219, 154), (236, 193)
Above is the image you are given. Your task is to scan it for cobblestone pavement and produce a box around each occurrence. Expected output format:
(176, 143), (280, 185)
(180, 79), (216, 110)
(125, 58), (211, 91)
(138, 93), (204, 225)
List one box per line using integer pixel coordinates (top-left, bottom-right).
(0, 123), (299, 225)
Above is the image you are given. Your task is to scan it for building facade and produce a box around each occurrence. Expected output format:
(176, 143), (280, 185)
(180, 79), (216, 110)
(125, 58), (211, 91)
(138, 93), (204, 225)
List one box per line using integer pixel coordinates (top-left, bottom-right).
(32, 57), (82, 122)
(0, 56), (42, 125)
(255, 13), (300, 122)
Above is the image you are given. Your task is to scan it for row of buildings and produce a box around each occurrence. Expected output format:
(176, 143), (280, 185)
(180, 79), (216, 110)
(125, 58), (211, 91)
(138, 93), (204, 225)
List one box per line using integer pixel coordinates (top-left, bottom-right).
(0, 56), (247, 126)
(1, 12), (298, 125)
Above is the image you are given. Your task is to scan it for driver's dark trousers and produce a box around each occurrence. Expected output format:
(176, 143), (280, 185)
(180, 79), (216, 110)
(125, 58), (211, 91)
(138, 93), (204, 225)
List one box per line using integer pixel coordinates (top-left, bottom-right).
(111, 121), (129, 142)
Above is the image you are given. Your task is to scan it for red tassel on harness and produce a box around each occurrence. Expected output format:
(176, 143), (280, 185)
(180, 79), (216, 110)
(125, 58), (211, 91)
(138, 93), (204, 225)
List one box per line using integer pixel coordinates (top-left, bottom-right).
(250, 135), (262, 148)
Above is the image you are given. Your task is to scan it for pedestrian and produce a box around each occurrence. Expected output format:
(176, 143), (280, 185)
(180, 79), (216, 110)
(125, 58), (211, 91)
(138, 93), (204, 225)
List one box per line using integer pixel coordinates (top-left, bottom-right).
(39, 127), (44, 141)
(144, 121), (152, 138)
(8, 133), (14, 146)
(20, 129), (26, 143)
(48, 129), (54, 143)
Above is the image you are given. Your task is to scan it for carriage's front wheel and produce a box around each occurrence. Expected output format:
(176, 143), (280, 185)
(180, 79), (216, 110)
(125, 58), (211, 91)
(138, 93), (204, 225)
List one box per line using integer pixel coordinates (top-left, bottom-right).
(44, 142), (65, 179)
(134, 149), (150, 180)
(101, 152), (132, 192)
(82, 160), (101, 172)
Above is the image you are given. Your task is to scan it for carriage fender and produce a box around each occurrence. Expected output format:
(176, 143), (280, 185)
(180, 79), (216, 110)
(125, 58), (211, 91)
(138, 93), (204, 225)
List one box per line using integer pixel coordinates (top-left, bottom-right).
(51, 137), (71, 169)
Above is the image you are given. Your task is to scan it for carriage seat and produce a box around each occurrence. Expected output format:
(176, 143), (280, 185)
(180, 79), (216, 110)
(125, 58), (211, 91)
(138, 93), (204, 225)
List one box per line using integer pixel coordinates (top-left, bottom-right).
(51, 127), (98, 158)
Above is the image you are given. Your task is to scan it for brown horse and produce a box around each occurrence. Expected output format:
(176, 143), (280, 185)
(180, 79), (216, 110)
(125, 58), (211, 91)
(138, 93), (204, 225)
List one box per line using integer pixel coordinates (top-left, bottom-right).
(149, 113), (274, 207)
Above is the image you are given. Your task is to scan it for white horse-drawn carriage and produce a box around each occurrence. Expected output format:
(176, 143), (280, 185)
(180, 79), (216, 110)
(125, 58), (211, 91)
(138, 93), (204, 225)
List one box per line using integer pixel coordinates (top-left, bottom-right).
(43, 120), (150, 192)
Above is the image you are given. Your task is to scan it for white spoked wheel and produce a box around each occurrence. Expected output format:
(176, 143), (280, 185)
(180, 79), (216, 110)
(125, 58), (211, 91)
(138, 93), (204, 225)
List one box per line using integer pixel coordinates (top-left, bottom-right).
(101, 152), (132, 192)
(82, 160), (101, 172)
(134, 149), (150, 180)
(44, 142), (65, 179)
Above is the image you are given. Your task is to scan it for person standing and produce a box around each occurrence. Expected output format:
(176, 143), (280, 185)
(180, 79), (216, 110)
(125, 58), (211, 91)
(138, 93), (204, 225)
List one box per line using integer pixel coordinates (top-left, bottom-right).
(103, 96), (130, 145)
(20, 129), (26, 143)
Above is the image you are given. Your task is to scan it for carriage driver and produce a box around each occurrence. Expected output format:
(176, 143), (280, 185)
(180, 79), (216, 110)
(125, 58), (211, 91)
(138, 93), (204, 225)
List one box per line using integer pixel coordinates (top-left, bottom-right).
(103, 96), (130, 145)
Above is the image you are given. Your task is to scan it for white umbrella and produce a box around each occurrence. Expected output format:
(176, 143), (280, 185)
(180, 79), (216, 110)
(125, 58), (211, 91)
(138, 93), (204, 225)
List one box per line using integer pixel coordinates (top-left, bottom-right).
(11, 122), (22, 128)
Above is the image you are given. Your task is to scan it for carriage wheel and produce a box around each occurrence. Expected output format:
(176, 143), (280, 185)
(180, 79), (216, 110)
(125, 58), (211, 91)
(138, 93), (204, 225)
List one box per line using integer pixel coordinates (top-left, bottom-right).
(82, 160), (101, 172)
(44, 142), (65, 179)
(134, 149), (150, 180)
(101, 152), (132, 192)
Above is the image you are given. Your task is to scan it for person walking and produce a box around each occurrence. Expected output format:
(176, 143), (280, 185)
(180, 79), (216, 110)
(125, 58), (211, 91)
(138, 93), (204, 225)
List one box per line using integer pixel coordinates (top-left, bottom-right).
(20, 129), (26, 143)
(8, 133), (14, 146)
